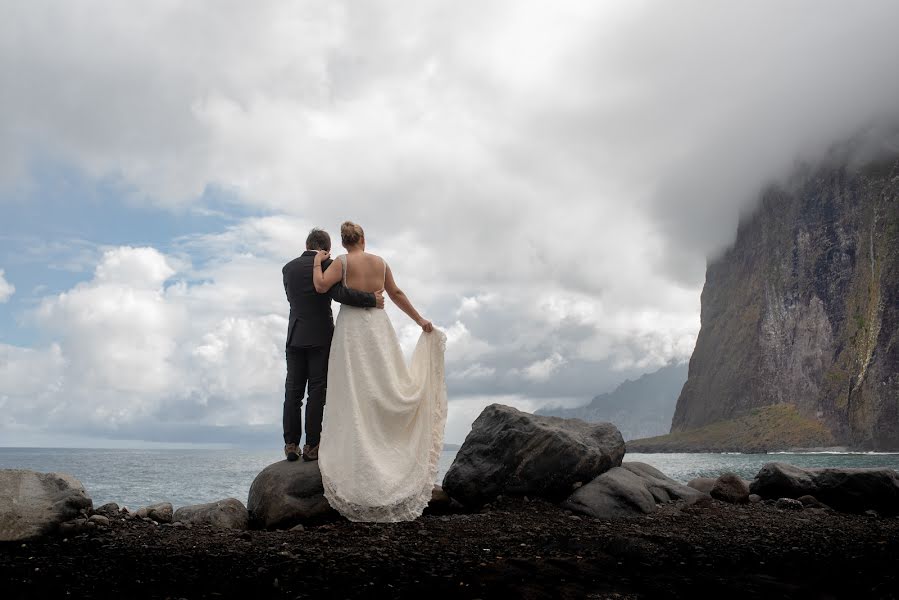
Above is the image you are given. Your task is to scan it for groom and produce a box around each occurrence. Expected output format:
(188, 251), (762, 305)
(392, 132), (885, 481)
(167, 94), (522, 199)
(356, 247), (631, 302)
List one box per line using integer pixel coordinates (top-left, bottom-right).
(282, 228), (384, 462)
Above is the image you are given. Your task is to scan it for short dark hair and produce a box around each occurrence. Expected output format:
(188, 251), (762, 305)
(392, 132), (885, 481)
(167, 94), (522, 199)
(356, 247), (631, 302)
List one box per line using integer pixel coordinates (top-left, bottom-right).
(306, 228), (331, 251)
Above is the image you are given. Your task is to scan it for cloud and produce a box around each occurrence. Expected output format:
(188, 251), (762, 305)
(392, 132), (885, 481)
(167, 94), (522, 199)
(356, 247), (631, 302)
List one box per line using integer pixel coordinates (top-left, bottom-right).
(3, 2), (899, 444)
(0, 270), (14, 302)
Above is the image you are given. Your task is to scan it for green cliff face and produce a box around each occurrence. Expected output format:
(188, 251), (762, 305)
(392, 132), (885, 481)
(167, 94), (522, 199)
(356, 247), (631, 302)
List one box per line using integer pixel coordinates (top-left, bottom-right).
(670, 155), (899, 450)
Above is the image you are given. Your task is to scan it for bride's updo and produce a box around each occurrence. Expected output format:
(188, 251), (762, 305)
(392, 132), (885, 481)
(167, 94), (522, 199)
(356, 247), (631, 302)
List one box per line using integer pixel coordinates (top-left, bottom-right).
(341, 221), (364, 247)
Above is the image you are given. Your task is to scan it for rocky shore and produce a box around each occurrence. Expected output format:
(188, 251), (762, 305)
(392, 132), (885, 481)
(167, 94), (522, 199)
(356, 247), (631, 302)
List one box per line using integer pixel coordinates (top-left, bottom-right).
(3, 405), (899, 598)
(3, 495), (898, 599)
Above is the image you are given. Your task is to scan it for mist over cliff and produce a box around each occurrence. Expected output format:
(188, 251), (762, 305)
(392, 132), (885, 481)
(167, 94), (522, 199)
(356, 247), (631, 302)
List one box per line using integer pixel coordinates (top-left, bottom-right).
(670, 146), (899, 450)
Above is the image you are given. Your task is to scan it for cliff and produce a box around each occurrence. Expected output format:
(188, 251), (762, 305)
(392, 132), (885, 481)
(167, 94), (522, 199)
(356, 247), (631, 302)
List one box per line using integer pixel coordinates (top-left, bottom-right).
(536, 363), (687, 441)
(669, 153), (899, 450)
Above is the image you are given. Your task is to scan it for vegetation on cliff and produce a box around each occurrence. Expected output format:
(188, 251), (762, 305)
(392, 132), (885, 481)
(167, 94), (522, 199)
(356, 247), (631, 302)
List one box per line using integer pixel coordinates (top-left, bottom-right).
(629, 404), (835, 453)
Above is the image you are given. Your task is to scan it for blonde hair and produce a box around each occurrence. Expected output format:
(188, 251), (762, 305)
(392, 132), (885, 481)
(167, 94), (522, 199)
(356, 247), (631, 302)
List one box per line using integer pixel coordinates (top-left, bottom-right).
(340, 221), (364, 247)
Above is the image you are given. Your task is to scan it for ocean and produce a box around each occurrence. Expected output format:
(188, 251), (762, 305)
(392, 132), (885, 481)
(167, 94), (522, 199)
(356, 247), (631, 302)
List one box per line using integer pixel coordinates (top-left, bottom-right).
(2, 447), (898, 510)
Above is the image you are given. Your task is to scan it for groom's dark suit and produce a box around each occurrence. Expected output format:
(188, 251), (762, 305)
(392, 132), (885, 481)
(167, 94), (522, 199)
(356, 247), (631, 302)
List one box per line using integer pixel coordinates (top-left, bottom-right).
(282, 251), (376, 447)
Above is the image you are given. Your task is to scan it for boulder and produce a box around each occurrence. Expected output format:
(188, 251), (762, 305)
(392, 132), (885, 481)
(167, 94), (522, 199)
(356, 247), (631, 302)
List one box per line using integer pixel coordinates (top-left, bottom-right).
(136, 502), (173, 523)
(750, 462), (899, 515)
(93, 502), (120, 517)
(173, 498), (249, 530)
(797, 494), (828, 509)
(0, 469), (93, 541)
(562, 462), (706, 519)
(710, 473), (750, 504)
(443, 404), (625, 507)
(247, 460), (337, 529)
(424, 485), (462, 515)
(775, 497), (804, 510)
(686, 477), (717, 494)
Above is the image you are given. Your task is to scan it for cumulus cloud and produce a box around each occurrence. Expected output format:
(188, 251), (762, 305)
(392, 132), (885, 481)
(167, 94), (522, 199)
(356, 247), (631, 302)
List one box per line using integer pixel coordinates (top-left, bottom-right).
(0, 269), (14, 302)
(3, 2), (899, 444)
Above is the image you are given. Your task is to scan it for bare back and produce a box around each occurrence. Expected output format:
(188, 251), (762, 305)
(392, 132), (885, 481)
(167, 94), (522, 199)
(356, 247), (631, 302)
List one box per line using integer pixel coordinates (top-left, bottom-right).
(339, 252), (386, 293)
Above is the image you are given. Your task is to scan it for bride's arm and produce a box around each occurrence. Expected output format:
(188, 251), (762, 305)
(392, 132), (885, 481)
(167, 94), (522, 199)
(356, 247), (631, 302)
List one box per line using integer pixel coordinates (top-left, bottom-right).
(384, 264), (433, 332)
(312, 251), (344, 293)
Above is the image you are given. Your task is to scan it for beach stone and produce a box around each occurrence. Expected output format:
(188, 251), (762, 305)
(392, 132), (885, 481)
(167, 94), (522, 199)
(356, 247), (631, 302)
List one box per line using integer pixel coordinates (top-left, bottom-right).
(247, 460), (337, 529)
(750, 462), (899, 515)
(0, 469), (93, 541)
(173, 498), (249, 530)
(562, 462), (706, 519)
(686, 477), (717, 494)
(88, 515), (109, 527)
(710, 473), (750, 504)
(749, 494), (762, 503)
(775, 497), (804, 510)
(93, 502), (120, 517)
(136, 502), (173, 524)
(797, 495), (828, 509)
(443, 404), (625, 507)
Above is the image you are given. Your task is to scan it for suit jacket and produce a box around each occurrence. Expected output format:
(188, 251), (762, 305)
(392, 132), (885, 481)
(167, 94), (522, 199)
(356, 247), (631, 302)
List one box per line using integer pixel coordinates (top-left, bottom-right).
(283, 251), (376, 348)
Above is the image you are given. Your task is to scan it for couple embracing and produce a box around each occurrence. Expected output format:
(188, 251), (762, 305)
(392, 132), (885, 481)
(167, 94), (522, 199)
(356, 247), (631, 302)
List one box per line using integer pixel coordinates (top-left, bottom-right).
(282, 221), (447, 523)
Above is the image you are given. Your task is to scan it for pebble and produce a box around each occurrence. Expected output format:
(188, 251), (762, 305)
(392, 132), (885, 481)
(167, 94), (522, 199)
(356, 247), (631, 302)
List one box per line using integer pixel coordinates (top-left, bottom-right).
(88, 515), (110, 527)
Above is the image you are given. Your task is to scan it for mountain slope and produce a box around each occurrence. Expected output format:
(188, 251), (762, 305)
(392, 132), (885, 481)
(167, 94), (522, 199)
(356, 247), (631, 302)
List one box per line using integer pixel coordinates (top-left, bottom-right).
(537, 363), (687, 441)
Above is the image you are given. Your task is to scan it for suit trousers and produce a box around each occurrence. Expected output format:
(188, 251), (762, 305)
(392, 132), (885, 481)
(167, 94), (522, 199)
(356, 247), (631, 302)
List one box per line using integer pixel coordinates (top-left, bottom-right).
(283, 344), (330, 447)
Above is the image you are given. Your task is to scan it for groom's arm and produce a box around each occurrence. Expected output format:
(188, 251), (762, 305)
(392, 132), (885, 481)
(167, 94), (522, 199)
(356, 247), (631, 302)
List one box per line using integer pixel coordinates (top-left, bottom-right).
(328, 283), (380, 308)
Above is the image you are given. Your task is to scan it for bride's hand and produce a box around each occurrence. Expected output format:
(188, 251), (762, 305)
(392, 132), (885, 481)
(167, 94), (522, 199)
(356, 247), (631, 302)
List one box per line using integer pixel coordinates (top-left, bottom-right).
(417, 318), (433, 333)
(314, 250), (330, 263)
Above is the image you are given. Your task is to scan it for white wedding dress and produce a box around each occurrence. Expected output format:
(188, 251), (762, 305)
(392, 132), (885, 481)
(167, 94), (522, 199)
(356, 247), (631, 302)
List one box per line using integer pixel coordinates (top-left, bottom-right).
(319, 255), (448, 522)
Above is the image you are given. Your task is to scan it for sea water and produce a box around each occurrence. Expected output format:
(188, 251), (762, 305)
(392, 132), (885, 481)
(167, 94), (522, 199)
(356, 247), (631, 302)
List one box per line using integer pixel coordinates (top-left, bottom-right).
(1, 447), (898, 510)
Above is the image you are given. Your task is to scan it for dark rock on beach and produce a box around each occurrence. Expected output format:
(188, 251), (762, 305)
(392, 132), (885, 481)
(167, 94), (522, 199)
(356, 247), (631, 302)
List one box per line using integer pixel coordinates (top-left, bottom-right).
(247, 459), (336, 529)
(135, 502), (173, 524)
(562, 462), (705, 519)
(750, 462), (899, 515)
(0, 469), (93, 541)
(711, 473), (751, 504)
(93, 502), (120, 517)
(173, 498), (249, 530)
(442, 404), (625, 507)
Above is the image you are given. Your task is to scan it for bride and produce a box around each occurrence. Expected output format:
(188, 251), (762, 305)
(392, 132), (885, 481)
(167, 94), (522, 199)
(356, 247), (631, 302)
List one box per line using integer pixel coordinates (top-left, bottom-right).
(311, 221), (447, 522)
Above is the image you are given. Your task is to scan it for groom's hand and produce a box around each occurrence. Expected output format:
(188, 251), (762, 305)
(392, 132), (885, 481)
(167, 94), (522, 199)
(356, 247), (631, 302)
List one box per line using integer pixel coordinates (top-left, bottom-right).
(374, 291), (385, 309)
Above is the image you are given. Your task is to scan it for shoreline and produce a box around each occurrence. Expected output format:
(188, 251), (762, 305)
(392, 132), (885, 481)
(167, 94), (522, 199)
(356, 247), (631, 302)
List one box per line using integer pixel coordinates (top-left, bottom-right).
(3, 495), (897, 599)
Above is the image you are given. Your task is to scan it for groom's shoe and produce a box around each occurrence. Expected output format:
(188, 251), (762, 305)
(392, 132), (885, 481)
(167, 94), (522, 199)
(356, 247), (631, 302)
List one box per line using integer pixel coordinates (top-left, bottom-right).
(284, 443), (300, 462)
(302, 444), (319, 462)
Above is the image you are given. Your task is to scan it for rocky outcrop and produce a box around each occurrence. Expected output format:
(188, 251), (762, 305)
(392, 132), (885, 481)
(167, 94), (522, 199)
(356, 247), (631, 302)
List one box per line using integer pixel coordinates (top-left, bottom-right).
(710, 473), (750, 504)
(0, 469), (93, 541)
(562, 462), (705, 519)
(671, 155), (899, 450)
(750, 462), (899, 515)
(442, 404), (625, 507)
(173, 498), (248, 529)
(247, 460), (336, 529)
(136, 502), (173, 523)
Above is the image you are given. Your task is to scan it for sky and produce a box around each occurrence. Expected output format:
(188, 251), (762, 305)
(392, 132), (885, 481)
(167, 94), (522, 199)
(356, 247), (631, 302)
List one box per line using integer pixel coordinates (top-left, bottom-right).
(2, 1), (899, 447)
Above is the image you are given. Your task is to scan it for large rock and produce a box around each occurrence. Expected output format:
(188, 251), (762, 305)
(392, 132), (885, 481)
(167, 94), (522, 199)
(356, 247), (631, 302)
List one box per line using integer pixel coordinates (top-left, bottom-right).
(443, 404), (625, 507)
(136, 502), (173, 523)
(750, 462), (899, 515)
(173, 498), (248, 529)
(247, 460), (336, 529)
(562, 462), (706, 519)
(686, 477), (717, 494)
(0, 469), (93, 541)
(710, 473), (750, 504)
